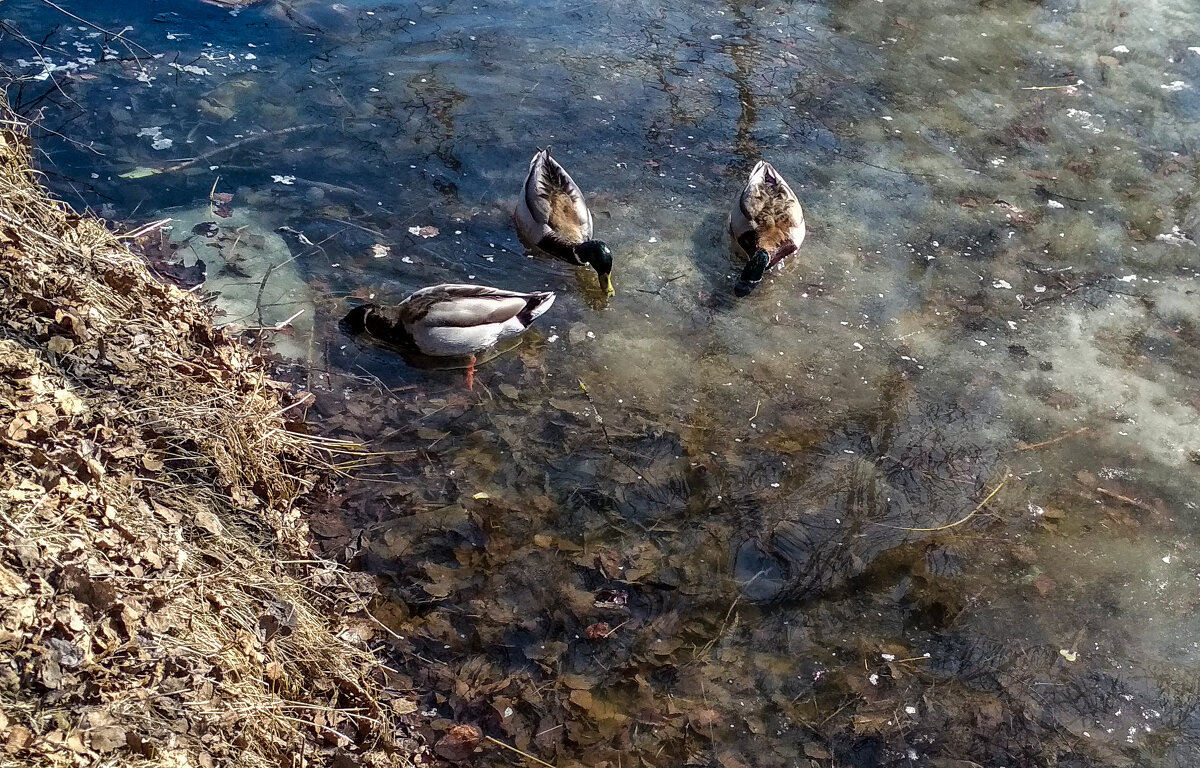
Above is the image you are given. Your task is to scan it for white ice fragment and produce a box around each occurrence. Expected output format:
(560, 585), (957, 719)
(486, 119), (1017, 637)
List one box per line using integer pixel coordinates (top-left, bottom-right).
(546, 334), (559, 343)
(648, 236), (658, 243)
(710, 34), (723, 40)
(905, 706), (917, 715)
(592, 94), (603, 100)
(989, 157), (1006, 167)
(852, 342), (864, 351)
(1065, 108), (1104, 133)
(371, 244), (389, 259)
(938, 56), (959, 62)
(868, 674), (879, 685)
(271, 174), (296, 185)
(1162, 555), (1171, 564)
(1156, 226), (1195, 246)
(993, 279), (1012, 289)
(1161, 80), (1189, 91)
(881, 653), (896, 661)
(168, 62), (211, 76)
(974, 339), (988, 346)
(151, 137), (173, 150)
(401, 256), (414, 264)
(1111, 45), (1129, 53)
(1189, 47), (1200, 55)
(1007, 320), (1018, 330)
(1046, 199), (1065, 209)
(1034, 284), (1047, 293)
(1119, 274), (1137, 282)
(586, 331), (596, 339)
(244, 53), (257, 60)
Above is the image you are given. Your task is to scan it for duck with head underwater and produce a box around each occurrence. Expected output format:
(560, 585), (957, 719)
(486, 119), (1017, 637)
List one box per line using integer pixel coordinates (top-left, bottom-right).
(514, 148), (614, 297)
(729, 160), (806, 296)
(343, 284), (555, 390)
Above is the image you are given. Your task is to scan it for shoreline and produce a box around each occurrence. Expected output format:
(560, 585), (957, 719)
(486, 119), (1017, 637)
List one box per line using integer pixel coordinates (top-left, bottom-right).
(0, 106), (421, 767)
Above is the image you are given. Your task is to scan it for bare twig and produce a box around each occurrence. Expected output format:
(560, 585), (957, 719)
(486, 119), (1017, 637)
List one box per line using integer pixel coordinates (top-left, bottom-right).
(122, 124), (322, 178)
(484, 736), (558, 768)
(36, 0), (154, 57)
(872, 471), (1011, 533)
(1009, 427), (1091, 453)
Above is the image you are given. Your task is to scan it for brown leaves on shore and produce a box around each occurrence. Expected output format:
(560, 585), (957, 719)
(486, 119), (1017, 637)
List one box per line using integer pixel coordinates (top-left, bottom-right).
(0, 113), (420, 767)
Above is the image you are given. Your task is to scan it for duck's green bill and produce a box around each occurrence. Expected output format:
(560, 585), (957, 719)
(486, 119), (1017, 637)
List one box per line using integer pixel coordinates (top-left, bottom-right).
(600, 274), (615, 297)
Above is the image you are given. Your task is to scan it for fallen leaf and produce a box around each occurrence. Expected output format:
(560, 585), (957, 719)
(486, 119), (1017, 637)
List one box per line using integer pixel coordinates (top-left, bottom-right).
(1032, 573), (1056, 597)
(0, 564), (29, 597)
(193, 509), (224, 536)
(434, 723), (481, 762)
(120, 167), (160, 179)
(804, 743), (831, 759)
(5, 725), (31, 754)
(47, 336), (75, 354)
(585, 622), (611, 639)
(89, 726), (126, 753)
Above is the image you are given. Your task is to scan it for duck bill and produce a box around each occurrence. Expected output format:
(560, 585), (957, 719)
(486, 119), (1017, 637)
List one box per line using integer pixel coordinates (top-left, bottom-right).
(734, 279), (760, 297)
(599, 273), (615, 297)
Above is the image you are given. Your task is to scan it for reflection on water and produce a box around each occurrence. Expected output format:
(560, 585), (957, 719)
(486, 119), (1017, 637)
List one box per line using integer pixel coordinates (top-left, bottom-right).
(7, 0), (1200, 763)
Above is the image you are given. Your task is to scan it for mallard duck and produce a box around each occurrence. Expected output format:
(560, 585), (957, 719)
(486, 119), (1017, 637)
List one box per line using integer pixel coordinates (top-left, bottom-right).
(344, 284), (555, 389)
(729, 160), (806, 296)
(514, 148), (614, 296)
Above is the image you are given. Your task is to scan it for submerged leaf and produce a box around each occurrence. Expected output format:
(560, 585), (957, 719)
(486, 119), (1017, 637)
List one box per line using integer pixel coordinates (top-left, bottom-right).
(119, 167), (161, 179)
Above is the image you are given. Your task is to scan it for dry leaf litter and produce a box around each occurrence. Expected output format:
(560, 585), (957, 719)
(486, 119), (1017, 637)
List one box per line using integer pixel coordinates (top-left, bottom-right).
(0, 109), (422, 767)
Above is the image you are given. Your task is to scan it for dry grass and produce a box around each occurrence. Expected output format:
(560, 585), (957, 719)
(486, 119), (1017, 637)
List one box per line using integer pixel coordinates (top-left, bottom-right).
(0, 107), (419, 766)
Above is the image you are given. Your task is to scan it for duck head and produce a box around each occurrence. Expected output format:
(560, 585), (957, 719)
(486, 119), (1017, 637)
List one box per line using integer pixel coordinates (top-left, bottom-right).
(343, 303), (377, 333)
(735, 249), (770, 296)
(576, 240), (614, 296)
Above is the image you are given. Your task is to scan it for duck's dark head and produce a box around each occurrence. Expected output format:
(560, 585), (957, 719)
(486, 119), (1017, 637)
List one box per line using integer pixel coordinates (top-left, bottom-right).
(342, 303), (377, 333)
(576, 240), (614, 296)
(734, 249), (770, 297)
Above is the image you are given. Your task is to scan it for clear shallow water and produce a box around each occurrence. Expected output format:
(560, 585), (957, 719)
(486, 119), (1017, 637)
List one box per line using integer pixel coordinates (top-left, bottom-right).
(6, 0), (1200, 764)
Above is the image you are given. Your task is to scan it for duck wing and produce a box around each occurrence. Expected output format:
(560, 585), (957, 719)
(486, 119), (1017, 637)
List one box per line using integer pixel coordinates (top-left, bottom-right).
(731, 160), (805, 255)
(523, 149), (593, 242)
(406, 284), (551, 328)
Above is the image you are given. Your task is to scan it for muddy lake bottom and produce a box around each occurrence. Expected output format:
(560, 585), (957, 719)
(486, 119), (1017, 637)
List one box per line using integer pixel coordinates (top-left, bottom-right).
(6, 0), (1200, 764)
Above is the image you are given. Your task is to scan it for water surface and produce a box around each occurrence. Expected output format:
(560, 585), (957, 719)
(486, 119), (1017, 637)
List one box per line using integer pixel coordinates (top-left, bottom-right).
(6, 0), (1200, 764)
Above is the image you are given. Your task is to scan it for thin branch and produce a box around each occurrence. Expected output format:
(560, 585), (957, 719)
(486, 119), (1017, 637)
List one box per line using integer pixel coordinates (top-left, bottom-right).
(872, 471), (1011, 533)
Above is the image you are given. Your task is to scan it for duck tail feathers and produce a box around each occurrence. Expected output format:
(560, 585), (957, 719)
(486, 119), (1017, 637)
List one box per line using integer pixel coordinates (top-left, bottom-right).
(518, 291), (556, 326)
